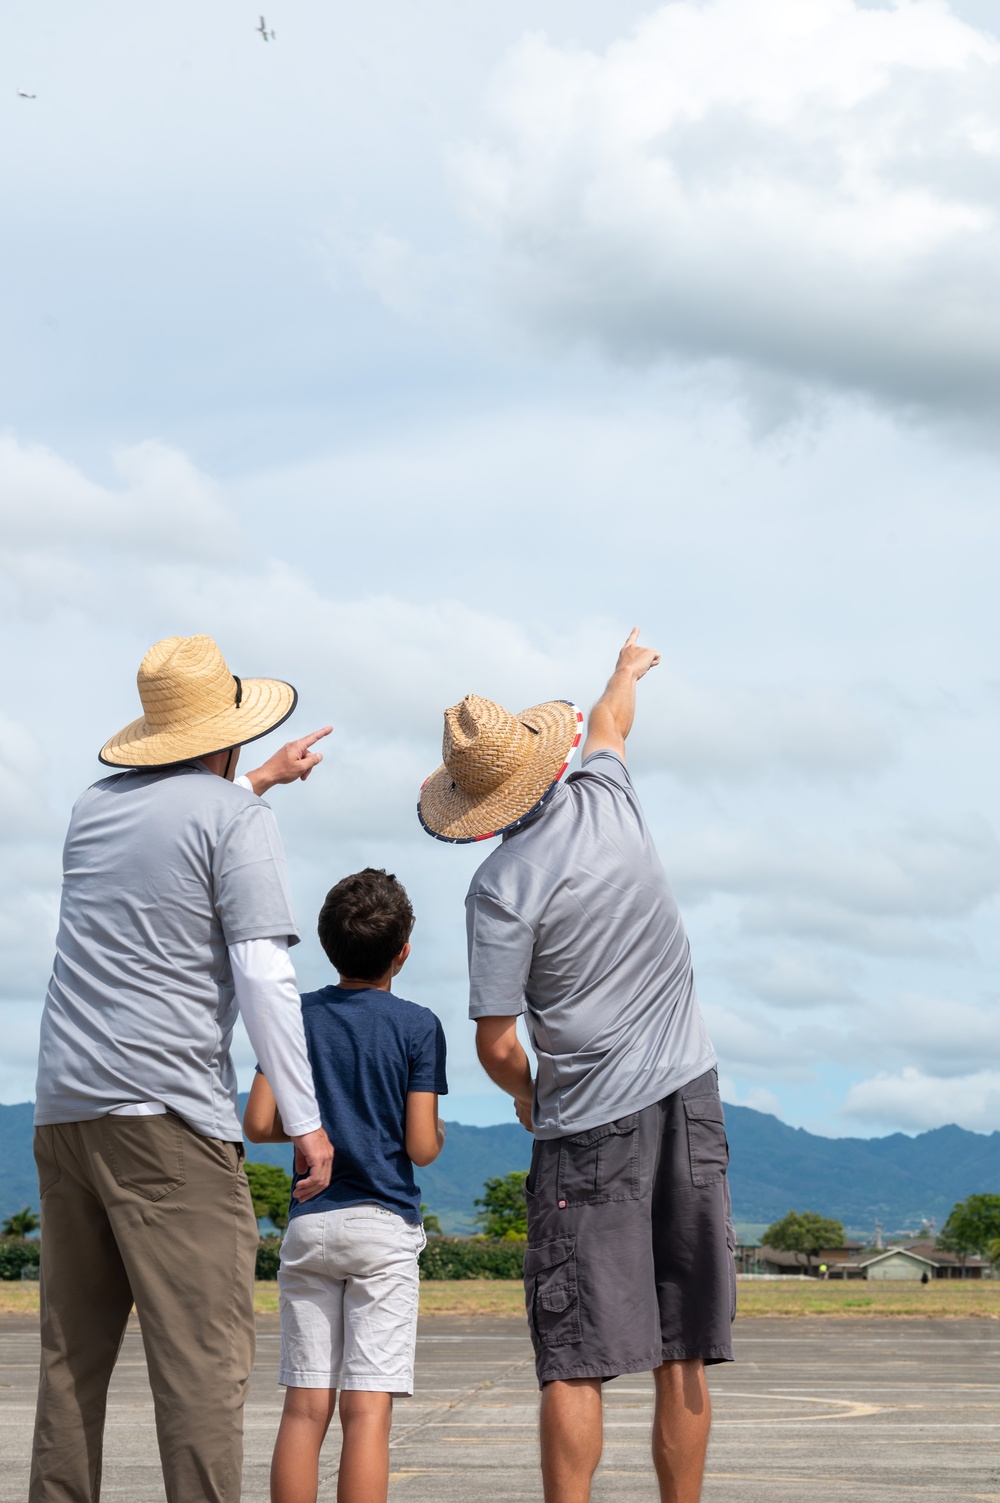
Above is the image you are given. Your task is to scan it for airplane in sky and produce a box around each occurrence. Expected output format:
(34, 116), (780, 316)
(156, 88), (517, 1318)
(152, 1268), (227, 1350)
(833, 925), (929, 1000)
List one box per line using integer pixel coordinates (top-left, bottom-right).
(257, 16), (275, 41)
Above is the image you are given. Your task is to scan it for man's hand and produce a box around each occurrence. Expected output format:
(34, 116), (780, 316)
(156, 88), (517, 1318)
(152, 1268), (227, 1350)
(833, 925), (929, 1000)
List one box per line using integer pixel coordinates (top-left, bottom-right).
(615, 626), (661, 682)
(246, 727), (333, 797)
(581, 628), (659, 762)
(514, 1095), (534, 1134)
(290, 1126), (334, 1201)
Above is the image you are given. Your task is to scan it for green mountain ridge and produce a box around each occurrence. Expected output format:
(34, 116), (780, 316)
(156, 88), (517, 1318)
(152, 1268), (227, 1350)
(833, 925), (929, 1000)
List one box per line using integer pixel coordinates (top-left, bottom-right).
(3, 1099), (996, 1235)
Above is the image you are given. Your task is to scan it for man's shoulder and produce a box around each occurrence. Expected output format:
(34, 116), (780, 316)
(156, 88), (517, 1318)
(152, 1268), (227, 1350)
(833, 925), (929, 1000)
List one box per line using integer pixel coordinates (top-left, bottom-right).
(567, 748), (632, 789)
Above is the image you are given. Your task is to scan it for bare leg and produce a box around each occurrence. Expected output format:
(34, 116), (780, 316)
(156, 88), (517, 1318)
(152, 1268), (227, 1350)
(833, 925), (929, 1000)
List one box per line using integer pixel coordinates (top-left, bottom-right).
(539, 1377), (603, 1503)
(338, 1390), (393, 1503)
(651, 1360), (711, 1503)
(271, 1387), (337, 1503)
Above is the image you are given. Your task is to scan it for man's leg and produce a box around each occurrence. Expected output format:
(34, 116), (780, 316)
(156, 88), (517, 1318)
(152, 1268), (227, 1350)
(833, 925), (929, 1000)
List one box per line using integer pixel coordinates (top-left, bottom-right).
(100, 1116), (259, 1503)
(539, 1378), (603, 1503)
(651, 1360), (711, 1503)
(29, 1125), (134, 1503)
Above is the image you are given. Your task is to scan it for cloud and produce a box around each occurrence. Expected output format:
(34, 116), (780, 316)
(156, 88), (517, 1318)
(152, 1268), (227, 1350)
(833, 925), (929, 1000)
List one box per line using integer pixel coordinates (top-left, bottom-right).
(724, 949), (862, 1008)
(673, 815), (1000, 953)
(842, 1065), (1000, 1132)
(635, 674), (895, 783)
(457, 0), (1000, 423)
(0, 433), (240, 570)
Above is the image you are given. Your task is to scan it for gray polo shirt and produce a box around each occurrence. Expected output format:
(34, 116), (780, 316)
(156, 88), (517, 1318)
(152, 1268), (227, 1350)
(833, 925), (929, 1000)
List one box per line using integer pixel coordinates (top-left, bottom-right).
(35, 762), (300, 1140)
(466, 749), (716, 1139)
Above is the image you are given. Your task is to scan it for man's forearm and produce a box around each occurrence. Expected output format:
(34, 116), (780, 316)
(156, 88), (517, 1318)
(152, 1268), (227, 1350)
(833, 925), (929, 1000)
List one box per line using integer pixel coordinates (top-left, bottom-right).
(476, 1020), (533, 1104)
(591, 666), (640, 744)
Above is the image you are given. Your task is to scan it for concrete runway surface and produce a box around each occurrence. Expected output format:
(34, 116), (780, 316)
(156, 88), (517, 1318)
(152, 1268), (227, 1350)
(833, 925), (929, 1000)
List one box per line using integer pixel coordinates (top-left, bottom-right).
(1, 1313), (998, 1501)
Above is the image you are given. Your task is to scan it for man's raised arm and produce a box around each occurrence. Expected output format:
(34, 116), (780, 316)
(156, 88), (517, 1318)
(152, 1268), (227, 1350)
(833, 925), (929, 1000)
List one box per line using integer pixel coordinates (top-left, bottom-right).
(581, 627), (661, 764)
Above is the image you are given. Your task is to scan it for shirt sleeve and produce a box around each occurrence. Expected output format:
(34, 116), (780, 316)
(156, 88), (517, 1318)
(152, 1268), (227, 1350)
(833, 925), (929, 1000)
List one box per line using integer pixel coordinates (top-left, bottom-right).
(575, 748), (633, 790)
(466, 891), (535, 1019)
(229, 936), (321, 1137)
(409, 1011), (449, 1095)
(212, 803), (300, 946)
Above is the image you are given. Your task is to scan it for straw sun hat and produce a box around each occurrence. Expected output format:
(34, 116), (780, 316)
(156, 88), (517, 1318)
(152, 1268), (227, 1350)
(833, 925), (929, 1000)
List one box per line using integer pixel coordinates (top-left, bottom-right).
(419, 694), (583, 844)
(99, 635), (297, 768)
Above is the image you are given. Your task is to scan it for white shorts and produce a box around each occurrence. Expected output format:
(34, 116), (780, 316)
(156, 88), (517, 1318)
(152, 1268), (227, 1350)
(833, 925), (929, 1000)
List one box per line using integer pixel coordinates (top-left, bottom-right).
(278, 1204), (426, 1395)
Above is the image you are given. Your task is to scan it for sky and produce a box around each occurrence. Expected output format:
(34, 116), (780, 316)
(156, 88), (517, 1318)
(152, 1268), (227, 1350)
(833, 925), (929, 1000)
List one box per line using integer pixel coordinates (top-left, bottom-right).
(3, 0), (1000, 1137)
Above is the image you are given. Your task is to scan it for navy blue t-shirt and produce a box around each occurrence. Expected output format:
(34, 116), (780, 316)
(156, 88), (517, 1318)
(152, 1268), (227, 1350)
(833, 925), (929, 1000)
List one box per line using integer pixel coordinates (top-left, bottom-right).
(288, 984), (448, 1225)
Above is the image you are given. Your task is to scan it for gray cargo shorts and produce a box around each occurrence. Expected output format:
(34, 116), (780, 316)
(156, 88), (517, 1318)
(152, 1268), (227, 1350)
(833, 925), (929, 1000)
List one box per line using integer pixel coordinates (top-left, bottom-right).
(523, 1068), (736, 1385)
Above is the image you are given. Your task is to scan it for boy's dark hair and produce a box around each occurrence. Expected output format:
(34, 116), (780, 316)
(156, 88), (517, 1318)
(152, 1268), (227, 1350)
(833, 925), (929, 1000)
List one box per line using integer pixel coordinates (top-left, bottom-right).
(318, 868), (414, 981)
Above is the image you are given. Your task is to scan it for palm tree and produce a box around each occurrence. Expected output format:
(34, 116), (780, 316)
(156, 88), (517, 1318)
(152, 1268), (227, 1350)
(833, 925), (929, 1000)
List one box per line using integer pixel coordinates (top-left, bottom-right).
(2, 1207), (40, 1238)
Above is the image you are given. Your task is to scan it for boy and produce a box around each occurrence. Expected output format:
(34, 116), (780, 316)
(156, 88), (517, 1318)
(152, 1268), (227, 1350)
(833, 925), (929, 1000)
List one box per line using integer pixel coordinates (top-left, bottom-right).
(244, 867), (447, 1503)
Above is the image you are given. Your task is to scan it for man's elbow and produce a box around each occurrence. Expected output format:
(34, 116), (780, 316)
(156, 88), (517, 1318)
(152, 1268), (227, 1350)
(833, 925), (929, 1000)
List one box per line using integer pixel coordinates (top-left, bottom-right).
(242, 1120), (266, 1143)
(476, 1037), (515, 1075)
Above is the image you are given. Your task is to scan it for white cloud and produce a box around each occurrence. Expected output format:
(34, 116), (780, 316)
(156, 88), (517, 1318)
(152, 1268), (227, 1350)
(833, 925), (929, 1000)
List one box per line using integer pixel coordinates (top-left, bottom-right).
(458, 0), (1000, 421)
(673, 816), (1000, 949)
(635, 674), (895, 783)
(725, 949), (861, 1008)
(0, 433), (239, 567)
(842, 1065), (1000, 1132)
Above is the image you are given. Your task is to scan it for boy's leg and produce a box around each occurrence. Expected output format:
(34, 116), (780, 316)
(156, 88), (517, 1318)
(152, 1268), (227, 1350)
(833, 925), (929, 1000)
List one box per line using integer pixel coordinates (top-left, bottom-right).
(270, 1388), (337, 1503)
(539, 1378), (603, 1503)
(337, 1392), (392, 1503)
(273, 1213), (345, 1503)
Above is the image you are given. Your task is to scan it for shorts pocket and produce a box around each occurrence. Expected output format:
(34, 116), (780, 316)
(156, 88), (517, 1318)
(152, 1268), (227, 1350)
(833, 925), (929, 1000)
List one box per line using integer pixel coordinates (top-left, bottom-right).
(556, 1113), (639, 1206)
(33, 1127), (61, 1197)
(524, 1237), (581, 1349)
(683, 1095), (729, 1186)
(100, 1114), (186, 1201)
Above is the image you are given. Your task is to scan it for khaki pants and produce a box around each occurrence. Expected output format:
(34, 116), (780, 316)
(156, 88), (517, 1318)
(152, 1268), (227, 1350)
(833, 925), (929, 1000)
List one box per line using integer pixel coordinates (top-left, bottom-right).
(30, 1114), (260, 1503)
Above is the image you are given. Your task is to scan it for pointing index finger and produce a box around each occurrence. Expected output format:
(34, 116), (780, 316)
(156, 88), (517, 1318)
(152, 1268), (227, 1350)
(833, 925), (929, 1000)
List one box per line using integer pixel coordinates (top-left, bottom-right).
(300, 726), (333, 749)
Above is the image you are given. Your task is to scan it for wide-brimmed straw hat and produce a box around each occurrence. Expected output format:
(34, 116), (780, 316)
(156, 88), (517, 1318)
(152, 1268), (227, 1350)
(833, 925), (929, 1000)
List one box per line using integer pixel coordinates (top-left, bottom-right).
(419, 694), (583, 844)
(99, 635), (297, 768)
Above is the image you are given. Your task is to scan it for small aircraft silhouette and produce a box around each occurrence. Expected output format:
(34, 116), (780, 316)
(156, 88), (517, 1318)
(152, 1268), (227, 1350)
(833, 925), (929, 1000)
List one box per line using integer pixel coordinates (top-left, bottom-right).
(257, 16), (275, 41)
(17, 90), (37, 99)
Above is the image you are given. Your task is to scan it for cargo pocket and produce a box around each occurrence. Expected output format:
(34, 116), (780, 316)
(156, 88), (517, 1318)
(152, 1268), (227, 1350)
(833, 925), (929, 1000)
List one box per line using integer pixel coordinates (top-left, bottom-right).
(33, 1127), (61, 1197)
(524, 1237), (581, 1349)
(556, 1113), (639, 1206)
(100, 1114), (186, 1201)
(683, 1095), (729, 1186)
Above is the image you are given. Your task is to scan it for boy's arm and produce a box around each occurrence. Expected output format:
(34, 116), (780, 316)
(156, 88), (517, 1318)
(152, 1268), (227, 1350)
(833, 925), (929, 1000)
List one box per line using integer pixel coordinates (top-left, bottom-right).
(581, 627), (661, 764)
(243, 1071), (292, 1144)
(405, 1092), (446, 1167)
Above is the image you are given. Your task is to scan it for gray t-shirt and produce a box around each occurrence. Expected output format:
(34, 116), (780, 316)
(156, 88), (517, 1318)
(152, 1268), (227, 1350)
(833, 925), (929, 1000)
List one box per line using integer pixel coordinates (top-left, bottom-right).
(35, 762), (300, 1140)
(466, 749), (716, 1139)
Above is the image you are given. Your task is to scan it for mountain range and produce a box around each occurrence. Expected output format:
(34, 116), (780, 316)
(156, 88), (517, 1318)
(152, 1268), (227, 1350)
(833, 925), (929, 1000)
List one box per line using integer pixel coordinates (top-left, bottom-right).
(3, 1099), (997, 1236)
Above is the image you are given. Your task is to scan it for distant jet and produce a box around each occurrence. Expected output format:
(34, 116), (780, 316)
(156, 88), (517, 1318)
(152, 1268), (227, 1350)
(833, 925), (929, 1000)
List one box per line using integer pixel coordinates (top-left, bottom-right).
(257, 15), (275, 40)
(17, 90), (37, 98)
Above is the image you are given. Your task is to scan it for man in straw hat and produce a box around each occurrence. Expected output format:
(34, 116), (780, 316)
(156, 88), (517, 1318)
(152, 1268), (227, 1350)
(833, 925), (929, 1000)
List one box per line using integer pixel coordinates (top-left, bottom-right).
(420, 629), (733, 1503)
(31, 634), (335, 1503)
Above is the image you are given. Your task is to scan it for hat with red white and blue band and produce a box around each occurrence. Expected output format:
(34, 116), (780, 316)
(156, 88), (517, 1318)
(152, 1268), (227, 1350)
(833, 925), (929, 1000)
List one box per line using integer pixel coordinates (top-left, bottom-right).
(418, 694), (584, 844)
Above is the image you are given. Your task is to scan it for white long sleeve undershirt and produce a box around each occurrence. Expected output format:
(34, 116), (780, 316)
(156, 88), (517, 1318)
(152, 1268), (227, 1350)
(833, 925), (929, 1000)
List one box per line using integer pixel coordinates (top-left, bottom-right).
(229, 936), (321, 1137)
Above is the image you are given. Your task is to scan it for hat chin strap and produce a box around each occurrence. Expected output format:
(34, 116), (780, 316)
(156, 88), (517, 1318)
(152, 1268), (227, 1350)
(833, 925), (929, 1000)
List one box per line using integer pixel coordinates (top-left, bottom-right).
(223, 747), (236, 781)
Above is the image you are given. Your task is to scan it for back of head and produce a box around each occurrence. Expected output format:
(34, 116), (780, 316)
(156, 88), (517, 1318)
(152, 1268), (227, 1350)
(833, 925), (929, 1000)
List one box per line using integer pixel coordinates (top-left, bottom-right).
(318, 868), (414, 982)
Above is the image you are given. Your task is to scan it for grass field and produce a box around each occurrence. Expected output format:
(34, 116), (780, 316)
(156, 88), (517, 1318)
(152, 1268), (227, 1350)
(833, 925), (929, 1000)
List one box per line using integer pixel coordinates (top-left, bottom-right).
(4, 1277), (998, 1320)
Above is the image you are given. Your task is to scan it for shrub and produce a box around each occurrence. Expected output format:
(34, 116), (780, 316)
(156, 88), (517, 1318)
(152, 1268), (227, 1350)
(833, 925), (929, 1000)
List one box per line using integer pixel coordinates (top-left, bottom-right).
(419, 1237), (525, 1281)
(0, 1237), (41, 1281)
(256, 1237), (283, 1280)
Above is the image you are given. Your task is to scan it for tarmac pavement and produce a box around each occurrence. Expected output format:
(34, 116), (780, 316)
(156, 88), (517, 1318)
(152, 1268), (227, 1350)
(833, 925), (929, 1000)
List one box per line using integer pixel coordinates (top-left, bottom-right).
(1, 1312), (998, 1500)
